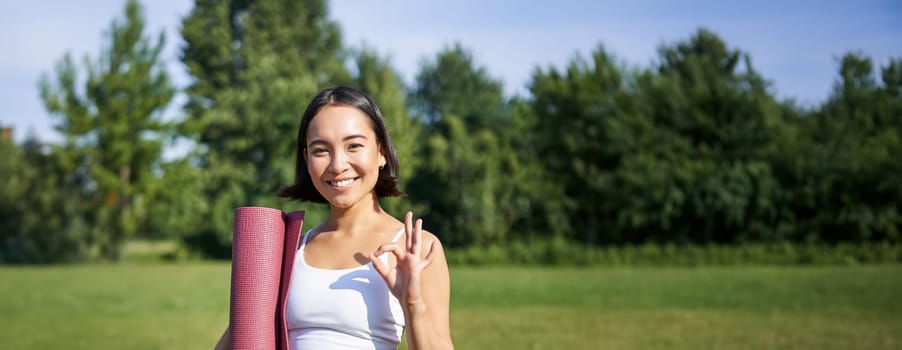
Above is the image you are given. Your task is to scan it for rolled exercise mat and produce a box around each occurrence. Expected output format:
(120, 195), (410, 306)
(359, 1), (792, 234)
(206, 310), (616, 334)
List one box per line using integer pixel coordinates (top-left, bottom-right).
(230, 206), (286, 350)
(278, 211), (305, 350)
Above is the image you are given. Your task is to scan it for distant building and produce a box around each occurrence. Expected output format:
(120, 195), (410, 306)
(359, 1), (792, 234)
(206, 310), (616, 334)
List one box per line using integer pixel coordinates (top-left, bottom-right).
(0, 125), (11, 141)
(0, 125), (52, 155)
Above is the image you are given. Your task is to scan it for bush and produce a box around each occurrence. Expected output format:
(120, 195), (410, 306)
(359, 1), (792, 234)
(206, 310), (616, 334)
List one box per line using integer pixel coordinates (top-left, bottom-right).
(444, 239), (902, 267)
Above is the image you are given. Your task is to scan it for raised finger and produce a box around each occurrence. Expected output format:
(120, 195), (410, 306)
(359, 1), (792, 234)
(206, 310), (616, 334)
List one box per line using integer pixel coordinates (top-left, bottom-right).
(404, 211), (413, 251)
(420, 239), (437, 268)
(411, 217), (423, 256)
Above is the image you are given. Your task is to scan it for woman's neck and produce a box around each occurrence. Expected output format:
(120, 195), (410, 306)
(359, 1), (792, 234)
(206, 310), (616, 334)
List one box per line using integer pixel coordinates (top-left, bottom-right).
(326, 192), (385, 235)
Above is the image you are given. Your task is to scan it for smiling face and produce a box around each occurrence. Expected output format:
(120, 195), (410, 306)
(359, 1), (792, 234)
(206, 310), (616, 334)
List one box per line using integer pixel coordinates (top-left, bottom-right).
(304, 105), (386, 209)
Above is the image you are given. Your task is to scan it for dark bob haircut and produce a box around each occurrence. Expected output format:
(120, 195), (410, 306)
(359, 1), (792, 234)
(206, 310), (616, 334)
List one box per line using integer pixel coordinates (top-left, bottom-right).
(278, 86), (404, 202)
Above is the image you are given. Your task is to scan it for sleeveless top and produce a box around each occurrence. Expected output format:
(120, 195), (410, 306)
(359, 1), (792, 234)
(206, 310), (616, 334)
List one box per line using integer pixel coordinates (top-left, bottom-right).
(285, 229), (406, 350)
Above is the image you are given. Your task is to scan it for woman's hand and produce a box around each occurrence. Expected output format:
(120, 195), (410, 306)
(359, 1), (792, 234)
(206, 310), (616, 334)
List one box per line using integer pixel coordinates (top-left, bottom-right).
(371, 211), (454, 349)
(370, 211), (437, 308)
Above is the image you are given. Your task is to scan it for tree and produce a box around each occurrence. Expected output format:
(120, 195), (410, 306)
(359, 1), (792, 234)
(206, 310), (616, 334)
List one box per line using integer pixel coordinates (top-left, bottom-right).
(0, 137), (94, 263)
(528, 29), (790, 245)
(38, 0), (175, 260)
(637, 29), (788, 243)
(408, 44), (523, 247)
(529, 45), (644, 244)
(792, 54), (902, 242)
(180, 0), (350, 256)
(410, 43), (508, 131)
(0, 138), (42, 263)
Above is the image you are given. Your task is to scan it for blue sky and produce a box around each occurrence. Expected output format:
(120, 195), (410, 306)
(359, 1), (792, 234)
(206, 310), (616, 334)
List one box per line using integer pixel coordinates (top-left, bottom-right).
(1, 0), (900, 143)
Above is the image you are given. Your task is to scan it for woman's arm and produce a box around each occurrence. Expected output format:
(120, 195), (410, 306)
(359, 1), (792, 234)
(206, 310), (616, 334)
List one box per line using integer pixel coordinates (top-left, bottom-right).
(371, 212), (454, 350)
(401, 234), (453, 350)
(214, 326), (230, 350)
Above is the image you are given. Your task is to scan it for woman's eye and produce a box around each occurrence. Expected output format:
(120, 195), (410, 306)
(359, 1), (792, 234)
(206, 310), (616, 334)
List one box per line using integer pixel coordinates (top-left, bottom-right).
(348, 143), (364, 151)
(310, 148), (329, 156)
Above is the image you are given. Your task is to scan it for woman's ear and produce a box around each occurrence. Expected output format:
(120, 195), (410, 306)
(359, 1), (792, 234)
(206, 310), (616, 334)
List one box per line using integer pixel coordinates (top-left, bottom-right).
(378, 145), (387, 169)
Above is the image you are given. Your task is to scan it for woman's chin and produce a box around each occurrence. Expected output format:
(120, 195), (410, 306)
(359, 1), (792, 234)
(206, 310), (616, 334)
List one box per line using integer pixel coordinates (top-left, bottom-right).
(327, 195), (359, 209)
(326, 192), (378, 210)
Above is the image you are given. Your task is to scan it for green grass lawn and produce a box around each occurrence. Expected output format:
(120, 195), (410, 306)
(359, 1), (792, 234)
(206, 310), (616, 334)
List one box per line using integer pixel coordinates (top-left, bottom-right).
(0, 263), (899, 349)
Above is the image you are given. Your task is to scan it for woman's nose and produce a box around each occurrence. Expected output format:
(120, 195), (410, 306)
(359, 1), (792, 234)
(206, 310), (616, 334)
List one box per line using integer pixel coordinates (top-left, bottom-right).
(328, 150), (350, 173)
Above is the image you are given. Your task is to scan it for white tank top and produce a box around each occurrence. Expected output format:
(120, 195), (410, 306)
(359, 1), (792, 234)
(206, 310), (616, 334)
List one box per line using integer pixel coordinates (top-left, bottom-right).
(285, 229), (406, 350)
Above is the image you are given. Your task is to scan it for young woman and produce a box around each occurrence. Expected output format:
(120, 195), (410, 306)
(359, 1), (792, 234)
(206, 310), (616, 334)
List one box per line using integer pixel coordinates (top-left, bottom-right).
(215, 86), (453, 350)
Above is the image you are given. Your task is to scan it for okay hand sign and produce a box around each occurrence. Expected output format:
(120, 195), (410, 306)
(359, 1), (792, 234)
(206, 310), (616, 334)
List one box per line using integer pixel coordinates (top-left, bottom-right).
(370, 211), (438, 305)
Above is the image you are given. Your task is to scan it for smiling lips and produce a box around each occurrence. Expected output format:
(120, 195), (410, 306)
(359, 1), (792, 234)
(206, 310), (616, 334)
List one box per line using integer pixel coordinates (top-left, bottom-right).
(328, 177), (357, 188)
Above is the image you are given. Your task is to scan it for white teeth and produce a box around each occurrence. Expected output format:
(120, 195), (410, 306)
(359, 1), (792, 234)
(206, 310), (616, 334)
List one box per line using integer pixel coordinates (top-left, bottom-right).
(333, 178), (354, 187)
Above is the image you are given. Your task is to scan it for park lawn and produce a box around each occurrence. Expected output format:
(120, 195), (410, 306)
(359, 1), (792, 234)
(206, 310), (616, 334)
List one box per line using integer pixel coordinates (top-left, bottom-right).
(0, 263), (899, 350)
(446, 266), (902, 350)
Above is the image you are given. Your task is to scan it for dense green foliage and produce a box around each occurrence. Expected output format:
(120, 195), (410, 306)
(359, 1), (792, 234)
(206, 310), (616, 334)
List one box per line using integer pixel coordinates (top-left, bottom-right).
(177, 0), (350, 257)
(2, 0), (175, 262)
(1, 264), (900, 349)
(0, 138), (93, 263)
(1, 0), (900, 262)
(445, 239), (902, 267)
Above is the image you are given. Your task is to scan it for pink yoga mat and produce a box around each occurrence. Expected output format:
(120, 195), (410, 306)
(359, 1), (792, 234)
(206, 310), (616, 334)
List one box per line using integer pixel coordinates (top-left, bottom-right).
(230, 207), (304, 350)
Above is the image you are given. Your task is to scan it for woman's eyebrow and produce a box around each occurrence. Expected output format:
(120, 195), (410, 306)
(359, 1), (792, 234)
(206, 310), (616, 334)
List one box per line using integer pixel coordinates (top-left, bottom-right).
(343, 134), (368, 142)
(307, 134), (368, 147)
(306, 139), (327, 148)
